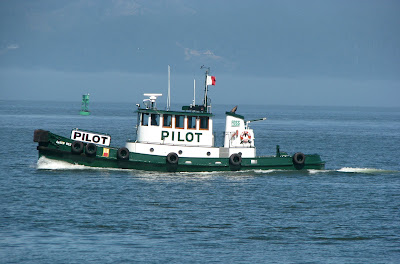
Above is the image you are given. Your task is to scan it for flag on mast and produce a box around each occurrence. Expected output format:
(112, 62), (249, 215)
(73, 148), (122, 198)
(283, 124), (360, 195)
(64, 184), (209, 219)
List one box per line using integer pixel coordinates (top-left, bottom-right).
(206, 75), (216, 86)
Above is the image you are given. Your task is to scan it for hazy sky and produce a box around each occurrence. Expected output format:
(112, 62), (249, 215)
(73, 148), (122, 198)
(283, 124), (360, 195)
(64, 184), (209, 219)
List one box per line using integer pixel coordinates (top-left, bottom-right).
(1, 0), (399, 107)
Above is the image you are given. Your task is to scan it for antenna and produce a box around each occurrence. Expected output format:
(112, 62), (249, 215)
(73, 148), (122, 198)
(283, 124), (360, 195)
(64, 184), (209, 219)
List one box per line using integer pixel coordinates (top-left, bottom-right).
(193, 79), (196, 106)
(167, 65), (171, 110)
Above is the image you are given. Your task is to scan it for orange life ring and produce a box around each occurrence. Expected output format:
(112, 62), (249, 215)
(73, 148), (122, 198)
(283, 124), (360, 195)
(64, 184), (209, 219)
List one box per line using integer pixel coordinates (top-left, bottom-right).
(240, 131), (251, 143)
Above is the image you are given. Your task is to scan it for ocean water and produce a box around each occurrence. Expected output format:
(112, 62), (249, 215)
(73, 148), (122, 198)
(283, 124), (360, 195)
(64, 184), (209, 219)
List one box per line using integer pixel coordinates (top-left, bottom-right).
(1, 100), (399, 263)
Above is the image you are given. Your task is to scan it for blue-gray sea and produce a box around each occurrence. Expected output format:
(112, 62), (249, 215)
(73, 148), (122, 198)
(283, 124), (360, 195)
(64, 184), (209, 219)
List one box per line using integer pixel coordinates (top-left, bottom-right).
(1, 100), (399, 263)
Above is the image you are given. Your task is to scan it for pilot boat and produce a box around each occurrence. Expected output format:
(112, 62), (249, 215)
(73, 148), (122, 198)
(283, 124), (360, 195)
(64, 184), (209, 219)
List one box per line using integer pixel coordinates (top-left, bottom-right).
(34, 67), (325, 172)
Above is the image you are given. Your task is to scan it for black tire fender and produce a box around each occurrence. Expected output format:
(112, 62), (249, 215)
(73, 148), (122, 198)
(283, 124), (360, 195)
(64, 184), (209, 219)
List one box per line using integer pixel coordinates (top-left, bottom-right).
(71, 141), (84, 154)
(166, 152), (179, 164)
(117, 147), (130, 160)
(85, 143), (97, 157)
(229, 153), (242, 166)
(293, 152), (306, 165)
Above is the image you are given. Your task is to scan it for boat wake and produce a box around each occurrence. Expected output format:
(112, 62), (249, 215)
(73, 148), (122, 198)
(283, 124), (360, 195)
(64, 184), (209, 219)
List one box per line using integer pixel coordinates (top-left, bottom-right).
(308, 167), (398, 175)
(36, 156), (125, 172)
(37, 156), (86, 170)
(336, 167), (397, 174)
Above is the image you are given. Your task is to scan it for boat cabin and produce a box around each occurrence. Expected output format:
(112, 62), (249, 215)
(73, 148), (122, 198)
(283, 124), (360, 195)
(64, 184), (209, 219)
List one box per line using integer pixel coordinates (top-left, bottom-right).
(125, 93), (259, 159)
(136, 107), (214, 147)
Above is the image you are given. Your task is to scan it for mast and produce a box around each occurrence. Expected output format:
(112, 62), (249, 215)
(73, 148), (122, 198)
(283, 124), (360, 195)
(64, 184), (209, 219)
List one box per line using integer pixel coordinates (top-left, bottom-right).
(193, 78), (196, 106)
(200, 65), (210, 112)
(167, 65), (171, 110)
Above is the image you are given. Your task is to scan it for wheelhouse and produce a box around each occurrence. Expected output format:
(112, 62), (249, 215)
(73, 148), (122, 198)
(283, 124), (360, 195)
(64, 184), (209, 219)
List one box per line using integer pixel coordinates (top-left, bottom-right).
(136, 109), (214, 147)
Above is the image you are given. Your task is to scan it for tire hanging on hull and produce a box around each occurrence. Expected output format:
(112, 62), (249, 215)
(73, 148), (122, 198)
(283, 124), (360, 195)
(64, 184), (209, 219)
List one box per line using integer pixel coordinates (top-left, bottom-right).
(71, 141), (84, 154)
(229, 153), (242, 170)
(117, 147), (130, 160)
(85, 143), (97, 157)
(292, 152), (306, 169)
(166, 152), (179, 164)
(166, 152), (179, 172)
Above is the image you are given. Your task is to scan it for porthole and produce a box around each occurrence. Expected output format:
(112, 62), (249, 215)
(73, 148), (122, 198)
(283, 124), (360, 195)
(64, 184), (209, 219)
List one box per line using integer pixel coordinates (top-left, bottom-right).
(207, 152), (211, 156)
(150, 148), (154, 152)
(178, 150), (183, 154)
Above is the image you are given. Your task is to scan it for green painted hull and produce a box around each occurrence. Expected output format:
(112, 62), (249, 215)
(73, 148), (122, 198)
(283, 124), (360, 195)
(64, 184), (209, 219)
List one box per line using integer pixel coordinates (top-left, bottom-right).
(34, 130), (325, 172)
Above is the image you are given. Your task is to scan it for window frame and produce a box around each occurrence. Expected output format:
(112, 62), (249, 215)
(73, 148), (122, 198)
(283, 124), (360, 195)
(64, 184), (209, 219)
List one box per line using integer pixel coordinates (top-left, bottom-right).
(187, 116), (197, 130)
(175, 115), (185, 129)
(150, 114), (160, 126)
(199, 116), (209, 130)
(162, 114), (172, 128)
(141, 113), (149, 126)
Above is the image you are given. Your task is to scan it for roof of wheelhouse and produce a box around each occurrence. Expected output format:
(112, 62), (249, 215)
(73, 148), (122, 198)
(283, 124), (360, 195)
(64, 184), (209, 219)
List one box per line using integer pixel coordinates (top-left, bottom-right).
(136, 108), (213, 117)
(225, 111), (244, 120)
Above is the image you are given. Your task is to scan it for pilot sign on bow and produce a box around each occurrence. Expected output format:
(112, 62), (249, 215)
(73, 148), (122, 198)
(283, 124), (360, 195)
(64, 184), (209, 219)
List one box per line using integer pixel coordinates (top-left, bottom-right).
(240, 131), (252, 144)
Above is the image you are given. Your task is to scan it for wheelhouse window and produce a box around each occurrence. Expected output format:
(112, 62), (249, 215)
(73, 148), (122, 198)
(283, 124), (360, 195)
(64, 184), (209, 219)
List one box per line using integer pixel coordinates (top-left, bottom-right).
(141, 113), (149, 126)
(163, 114), (172, 127)
(175, 115), (184, 129)
(187, 116), (197, 129)
(199, 116), (209, 130)
(151, 114), (160, 126)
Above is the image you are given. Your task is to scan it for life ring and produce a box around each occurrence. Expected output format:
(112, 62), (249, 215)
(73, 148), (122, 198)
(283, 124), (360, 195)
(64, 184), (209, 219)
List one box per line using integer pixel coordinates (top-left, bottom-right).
(85, 143), (97, 157)
(229, 153), (242, 167)
(166, 152), (179, 164)
(293, 152), (306, 166)
(71, 141), (84, 154)
(240, 131), (252, 143)
(117, 147), (130, 160)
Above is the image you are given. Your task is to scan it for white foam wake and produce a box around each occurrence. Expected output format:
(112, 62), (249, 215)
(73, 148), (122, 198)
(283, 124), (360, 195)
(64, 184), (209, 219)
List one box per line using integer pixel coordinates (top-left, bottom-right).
(337, 167), (394, 174)
(37, 156), (86, 170)
(307, 169), (331, 174)
(308, 168), (398, 175)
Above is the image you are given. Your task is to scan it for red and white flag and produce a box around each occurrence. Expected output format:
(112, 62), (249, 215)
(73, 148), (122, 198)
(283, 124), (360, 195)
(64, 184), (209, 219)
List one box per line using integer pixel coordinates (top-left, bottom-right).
(206, 75), (216, 86)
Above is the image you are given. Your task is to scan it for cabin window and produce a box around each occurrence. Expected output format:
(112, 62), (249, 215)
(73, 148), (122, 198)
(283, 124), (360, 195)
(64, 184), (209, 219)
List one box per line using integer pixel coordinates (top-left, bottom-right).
(199, 116), (209, 130)
(163, 114), (172, 127)
(141, 113), (149, 126)
(175, 115), (184, 129)
(151, 114), (160, 126)
(187, 116), (197, 129)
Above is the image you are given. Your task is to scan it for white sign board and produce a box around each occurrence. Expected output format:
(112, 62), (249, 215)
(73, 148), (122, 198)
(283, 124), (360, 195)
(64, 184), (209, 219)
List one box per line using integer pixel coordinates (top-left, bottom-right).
(70, 129), (111, 146)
